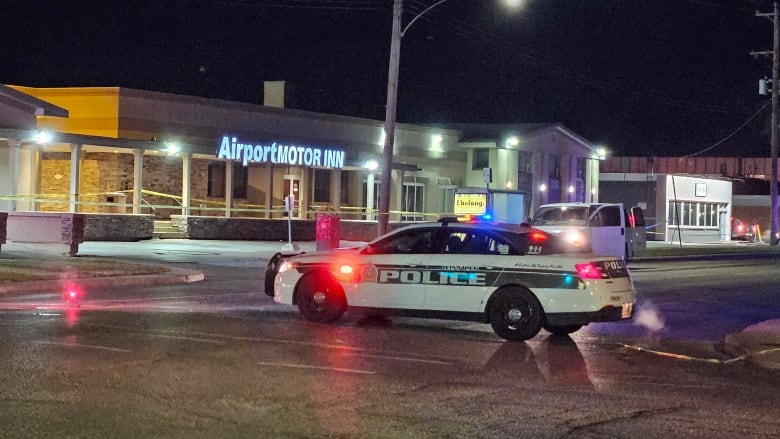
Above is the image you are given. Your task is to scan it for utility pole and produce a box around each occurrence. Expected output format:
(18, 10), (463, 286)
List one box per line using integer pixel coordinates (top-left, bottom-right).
(754, 3), (780, 245)
(378, 0), (403, 237)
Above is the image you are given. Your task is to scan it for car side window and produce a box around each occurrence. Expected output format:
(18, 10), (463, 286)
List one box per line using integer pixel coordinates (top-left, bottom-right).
(590, 206), (622, 227)
(369, 229), (436, 254)
(443, 229), (517, 256)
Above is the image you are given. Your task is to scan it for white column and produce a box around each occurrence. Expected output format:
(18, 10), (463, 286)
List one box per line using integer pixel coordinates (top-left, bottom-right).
(264, 164), (272, 219)
(69, 143), (82, 213)
(181, 153), (192, 216)
(366, 172), (375, 220)
(132, 149), (144, 214)
(298, 168), (310, 220)
(8, 139), (21, 212)
(225, 161), (233, 217)
(330, 169), (341, 214)
(34, 145), (42, 211)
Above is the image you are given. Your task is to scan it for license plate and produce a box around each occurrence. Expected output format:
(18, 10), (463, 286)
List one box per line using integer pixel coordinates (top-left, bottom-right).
(621, 302), (634, 319)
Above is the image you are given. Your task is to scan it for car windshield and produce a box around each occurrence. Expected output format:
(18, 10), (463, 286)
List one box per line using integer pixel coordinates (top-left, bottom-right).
(531, 206), (589, 226)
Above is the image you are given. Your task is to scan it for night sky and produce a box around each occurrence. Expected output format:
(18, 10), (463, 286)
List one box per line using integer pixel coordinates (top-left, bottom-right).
(0, 0), (776, 157)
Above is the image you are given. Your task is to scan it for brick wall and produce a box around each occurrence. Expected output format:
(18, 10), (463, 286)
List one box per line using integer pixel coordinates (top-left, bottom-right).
(39, 152), (209, 218)
(83, 214), (154, 241)
(178, 215), (407, 242)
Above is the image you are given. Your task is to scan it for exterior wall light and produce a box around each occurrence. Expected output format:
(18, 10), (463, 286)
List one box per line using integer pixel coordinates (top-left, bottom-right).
(35, 131), (52, 144)
(365, 159), (379, 171)
(539, 183), (547, 192)
(164, 141), (181, 155)
(505, 136), (520, 148)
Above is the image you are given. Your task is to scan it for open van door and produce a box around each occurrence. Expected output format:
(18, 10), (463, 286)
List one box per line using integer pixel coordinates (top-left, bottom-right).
(587, 204), (626, 259)
(628, 206), (647, 258)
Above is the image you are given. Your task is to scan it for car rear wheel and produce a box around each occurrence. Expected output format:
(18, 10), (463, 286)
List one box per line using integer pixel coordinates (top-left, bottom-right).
(488, 287), (543, 341)
(296, 272), (346, 323)
(542, 323), (583, 336)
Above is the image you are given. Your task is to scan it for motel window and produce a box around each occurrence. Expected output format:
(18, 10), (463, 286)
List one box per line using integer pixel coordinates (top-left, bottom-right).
(232, 163), (248, 199)
(518, 151), (532, 173)
(208, 162), (247, 198)
(207, 161), (225, 197)
(472, 149), (490, 170)
(313, 169), (330, 203)
(668, 201), (722, 228)
(402, 182), (425, 222)
(548, 155), (561, 178)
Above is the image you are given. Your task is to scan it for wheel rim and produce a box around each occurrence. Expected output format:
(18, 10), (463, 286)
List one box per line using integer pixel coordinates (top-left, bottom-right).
(504, 300), (531, 330)
(507, 307), (524, 323)
(312, 291), (327, 305)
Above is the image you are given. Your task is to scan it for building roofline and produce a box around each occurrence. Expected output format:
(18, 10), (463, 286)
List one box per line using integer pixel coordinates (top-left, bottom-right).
(1, 85), (69, 118)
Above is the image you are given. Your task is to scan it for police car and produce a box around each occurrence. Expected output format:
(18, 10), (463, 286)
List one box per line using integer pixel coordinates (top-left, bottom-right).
(266, 220), (635, 341)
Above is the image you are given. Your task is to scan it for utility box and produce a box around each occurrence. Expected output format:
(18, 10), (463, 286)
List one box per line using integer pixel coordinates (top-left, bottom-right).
(315, 212), (340, 251)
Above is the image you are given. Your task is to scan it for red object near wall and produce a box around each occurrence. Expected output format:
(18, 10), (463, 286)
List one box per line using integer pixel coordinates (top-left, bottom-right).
(315, 212), (340, 251)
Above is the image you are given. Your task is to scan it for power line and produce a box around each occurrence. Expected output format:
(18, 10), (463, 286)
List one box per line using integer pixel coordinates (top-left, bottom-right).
(684, 101), (770, 157)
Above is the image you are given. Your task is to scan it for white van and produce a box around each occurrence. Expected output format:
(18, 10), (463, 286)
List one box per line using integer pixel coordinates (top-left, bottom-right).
(531, 203), (647, 260)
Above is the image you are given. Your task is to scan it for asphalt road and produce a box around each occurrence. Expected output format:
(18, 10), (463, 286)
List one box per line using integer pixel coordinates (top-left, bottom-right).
(0, 242), (779, 438)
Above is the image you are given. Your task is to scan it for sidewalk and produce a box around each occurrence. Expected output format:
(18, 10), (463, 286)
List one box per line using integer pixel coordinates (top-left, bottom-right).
(1, 238), (779, 371)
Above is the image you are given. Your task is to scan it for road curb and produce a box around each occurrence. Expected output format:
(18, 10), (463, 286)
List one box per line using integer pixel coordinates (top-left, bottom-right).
(723, 331), (780, 371)
(0, 267), (206, 297)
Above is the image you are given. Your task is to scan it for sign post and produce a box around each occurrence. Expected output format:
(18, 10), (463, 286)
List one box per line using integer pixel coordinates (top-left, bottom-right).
(281, 195), (299, 252)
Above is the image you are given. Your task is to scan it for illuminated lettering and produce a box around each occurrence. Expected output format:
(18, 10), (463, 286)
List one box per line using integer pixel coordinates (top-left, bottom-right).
(217, 137), (232, 159)
(277, 144), (289, 163)
(216, 136), (345, 169)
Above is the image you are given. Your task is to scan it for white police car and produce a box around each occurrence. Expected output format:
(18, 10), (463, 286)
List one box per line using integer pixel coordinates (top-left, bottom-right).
(266, 220), (635, 341)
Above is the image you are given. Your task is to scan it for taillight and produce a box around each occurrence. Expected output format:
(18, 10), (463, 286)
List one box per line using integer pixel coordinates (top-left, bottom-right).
(338, 264), (354, 275)
(529, 231), (549, 243)
(575, 263), (604, 280)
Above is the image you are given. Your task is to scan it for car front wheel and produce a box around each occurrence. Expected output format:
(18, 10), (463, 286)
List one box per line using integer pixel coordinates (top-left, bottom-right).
(488, 287), (543, 341)
(296, 272), (346, 323)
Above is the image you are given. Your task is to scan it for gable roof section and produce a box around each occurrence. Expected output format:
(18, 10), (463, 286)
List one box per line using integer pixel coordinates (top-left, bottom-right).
(447, 122), (598, 153)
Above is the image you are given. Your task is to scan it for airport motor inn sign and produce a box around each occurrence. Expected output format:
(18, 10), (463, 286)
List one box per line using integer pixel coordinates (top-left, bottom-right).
(217, 135), (345, 169)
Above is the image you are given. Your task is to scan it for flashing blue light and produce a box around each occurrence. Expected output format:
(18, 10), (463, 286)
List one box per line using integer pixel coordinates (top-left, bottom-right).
(482, 214), (492, 221)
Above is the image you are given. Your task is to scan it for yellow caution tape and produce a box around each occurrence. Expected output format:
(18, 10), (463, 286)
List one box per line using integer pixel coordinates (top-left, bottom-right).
(620, 343), (746, 364)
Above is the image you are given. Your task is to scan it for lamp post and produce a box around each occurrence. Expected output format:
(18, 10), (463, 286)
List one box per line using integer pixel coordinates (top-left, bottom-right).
(377, 0), (521, 236)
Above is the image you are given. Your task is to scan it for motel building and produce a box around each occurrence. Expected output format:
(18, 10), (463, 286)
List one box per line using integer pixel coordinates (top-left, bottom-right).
(0, 83), (602, 245)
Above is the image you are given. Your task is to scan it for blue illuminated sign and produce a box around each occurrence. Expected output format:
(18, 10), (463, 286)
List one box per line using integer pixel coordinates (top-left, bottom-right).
(217, 135), (345, 169)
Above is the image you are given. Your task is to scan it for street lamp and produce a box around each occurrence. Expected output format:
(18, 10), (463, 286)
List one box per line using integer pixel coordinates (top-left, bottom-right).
(377, 0), (521, 236)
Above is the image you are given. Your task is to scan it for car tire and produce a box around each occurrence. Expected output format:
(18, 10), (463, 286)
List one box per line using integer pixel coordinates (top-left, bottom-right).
(264, 252), (284, 297)
(488, 287), (543, 342)
(296, 271), (346, 323)
(542, 323), (583, 336)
